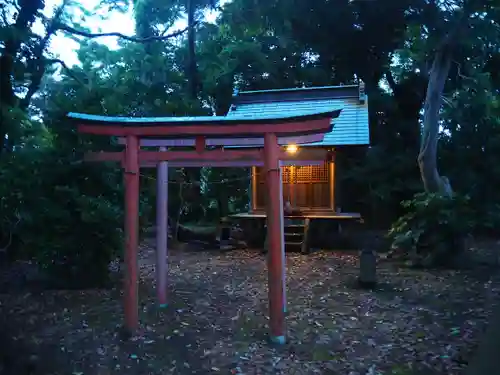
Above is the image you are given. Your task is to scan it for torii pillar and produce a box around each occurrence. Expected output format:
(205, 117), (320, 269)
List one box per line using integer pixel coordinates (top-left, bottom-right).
(156, 147), (168, 307)
(264, 133), (286, 344)
(124, 134), (140, 331)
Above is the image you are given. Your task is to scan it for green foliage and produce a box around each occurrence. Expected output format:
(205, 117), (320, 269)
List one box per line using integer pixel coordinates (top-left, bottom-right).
(0, 149), (124, 288)
(0, 0), (500, 289)
(387, 193), (474, 267)
(201, 167), (250, 220)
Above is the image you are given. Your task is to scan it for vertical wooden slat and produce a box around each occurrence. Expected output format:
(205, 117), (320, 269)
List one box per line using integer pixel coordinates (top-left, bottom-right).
(251, 166), (258, 212)
(289, 166), (296, 206)
(329, 160), (335, 210)
(195, 136), (205, 152)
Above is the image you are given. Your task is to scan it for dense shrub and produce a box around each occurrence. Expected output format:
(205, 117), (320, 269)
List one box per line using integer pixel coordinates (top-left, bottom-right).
(387, 192), (475, 268)
(0, 148), (124, 288)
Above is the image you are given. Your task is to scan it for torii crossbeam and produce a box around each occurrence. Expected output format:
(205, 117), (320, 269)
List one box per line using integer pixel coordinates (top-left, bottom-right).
(68, 109), (341, 344)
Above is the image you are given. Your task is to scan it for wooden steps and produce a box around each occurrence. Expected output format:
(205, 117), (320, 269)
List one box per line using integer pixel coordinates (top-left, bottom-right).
(235, 211), (364, 253)
(263, 218), (311, 254)
(284, 218), (310, 253)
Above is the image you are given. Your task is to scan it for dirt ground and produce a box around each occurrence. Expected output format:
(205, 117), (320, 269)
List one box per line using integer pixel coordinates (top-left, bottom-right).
(1, 239), (500, 375)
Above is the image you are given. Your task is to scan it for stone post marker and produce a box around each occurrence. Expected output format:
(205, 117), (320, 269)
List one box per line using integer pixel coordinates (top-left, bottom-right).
(358, 248), (377, 288)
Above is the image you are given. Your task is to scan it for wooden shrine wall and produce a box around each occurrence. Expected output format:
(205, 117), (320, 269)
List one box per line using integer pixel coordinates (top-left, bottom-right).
(252, 159), (335, 211)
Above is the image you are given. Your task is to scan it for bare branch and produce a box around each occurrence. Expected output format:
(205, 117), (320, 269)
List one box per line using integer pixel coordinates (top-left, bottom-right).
(46, 58), (87, 86)
(453, 60), (477, 82)
(55, 23), (193, 43)
(385, 70), (397, 93)
(441, 94), (454, 107)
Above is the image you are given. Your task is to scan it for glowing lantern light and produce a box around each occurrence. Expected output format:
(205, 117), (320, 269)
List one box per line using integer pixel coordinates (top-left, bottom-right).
(286, 144), (298, 154)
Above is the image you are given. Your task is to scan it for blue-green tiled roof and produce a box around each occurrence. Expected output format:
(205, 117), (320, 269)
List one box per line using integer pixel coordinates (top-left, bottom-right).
(67, 109), (338, 125)
(227, 85), (369, 146)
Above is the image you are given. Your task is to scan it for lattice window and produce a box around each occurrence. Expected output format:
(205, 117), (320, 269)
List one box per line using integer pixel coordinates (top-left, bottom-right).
(282, 167), (291, 183)
(254, 164), (329, 184)
(293, 164), (329, 183)
(254, 163), (332, 209)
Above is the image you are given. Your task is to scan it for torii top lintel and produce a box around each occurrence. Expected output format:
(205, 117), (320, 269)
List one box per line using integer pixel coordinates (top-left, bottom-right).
(67, 109), (342, 138)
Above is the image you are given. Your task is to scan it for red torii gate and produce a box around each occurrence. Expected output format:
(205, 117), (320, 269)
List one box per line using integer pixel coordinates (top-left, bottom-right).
(68, 109), (341, 344)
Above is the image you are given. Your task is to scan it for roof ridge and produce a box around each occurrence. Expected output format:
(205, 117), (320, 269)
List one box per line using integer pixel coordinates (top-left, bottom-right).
(238, 84), (360, 96)
(235, 95), (359, 104)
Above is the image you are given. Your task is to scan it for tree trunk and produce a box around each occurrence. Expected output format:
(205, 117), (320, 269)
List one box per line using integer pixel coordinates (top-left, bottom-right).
(185, 0), (203, 210)
(0, 0), (45, 153)
(0, 38), (21, 154)
(187, 0), (199, 100)
(417, 44), (453, 196)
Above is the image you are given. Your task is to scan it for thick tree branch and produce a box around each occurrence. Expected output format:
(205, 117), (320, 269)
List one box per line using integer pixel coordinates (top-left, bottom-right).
(55, 23), (193, 42)
(20, 1), (69, 110)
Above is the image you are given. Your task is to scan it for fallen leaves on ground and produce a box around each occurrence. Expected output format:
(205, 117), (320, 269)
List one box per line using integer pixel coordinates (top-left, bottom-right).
(1, 238), (500, 375)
